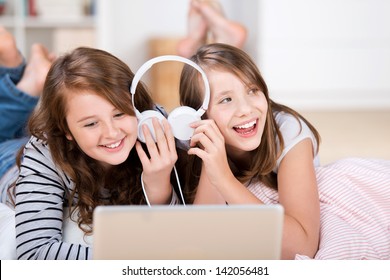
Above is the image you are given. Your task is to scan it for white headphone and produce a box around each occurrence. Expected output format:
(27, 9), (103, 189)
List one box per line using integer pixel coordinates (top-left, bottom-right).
(130, 55), (210, 142)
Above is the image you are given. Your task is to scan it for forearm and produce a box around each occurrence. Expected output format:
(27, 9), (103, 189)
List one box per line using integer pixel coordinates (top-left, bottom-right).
(15, 184), (91, 260)
(141, 172), (173, 205)
(194, 168), (263, 205)
(193, 171), (226, 204)
(17, 235), (91, 260)
(214, 173), (263, 204)
(277, 139), (321, 259)
(281, 215), (319, 259)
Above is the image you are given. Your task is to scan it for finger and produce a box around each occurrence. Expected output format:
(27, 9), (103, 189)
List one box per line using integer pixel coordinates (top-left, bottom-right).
(203, 125), (224, 147)
(135, 141), (151, 168)
(142, 123), (160, 159)
(187, 146), (208, 161)
(192, 119), (219, 135)
(151, 118), (178, 163)
(161, 118), (177, 154)
(152, 118), (169, 153)
(189, 130), (215, 153)
(191, 121), (223, 148)
(189, 119), (206, 129)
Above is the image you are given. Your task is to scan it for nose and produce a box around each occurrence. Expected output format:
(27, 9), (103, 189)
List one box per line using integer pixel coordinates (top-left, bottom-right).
(102, 121), (119, 138)
(236, 94), (252, 116)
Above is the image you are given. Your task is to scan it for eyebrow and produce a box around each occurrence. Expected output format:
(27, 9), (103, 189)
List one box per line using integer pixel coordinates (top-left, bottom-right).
(213, 90), (231, 99)
(76, 108), (118, 123)
(77, 115), (96, 123)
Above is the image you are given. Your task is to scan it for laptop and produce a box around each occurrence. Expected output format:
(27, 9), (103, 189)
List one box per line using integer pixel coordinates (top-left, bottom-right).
(92, 204), (284, 260)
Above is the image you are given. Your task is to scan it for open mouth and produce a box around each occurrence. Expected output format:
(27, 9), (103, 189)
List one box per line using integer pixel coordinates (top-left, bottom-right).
(100, 138), (123, 149)
(233, 120), (257, 135)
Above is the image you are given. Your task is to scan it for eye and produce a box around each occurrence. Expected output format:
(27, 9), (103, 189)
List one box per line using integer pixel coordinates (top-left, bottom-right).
(219, 97), (232, 104)
(248, 88), (259, 95)
(84, 121), (97, 128)
(114, 112), (125, 118)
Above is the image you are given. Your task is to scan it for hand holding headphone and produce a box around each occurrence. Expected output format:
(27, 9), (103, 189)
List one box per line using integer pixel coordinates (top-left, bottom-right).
(130, 55), (210, 142)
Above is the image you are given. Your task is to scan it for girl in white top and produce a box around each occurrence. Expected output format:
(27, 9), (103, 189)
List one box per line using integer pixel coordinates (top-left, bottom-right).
(179, 43), (390, 259)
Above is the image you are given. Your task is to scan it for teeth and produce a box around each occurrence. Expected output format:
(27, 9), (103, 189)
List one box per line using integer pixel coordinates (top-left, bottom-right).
(235, 120), (256, 129)
(104, 140), (121, 149)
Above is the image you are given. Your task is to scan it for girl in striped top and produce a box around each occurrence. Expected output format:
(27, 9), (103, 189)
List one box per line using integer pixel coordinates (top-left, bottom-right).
(1, 28), (179, 259)
(178, 43), (390, 259)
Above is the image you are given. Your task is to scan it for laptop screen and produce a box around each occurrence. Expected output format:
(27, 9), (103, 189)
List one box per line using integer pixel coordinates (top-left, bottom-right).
(92, 204), (284, 260)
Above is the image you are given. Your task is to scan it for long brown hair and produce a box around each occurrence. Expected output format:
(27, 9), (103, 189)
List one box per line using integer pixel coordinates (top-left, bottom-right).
(26, 47), (154, 233)
(179, 43), (320, 201)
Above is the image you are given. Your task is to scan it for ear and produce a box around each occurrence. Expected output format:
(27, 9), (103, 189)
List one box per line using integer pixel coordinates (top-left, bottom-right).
(65, 133), (73, 141)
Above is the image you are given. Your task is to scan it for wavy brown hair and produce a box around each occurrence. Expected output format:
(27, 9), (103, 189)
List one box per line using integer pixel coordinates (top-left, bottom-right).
(179, 43), (320, 202)
(25, 47), (154, 234)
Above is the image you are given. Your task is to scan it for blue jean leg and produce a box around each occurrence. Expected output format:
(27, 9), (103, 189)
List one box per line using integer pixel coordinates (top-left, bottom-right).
(0, 62), (31, 192)
(0, 137), (29, 180)
(0, 74), (39, 142)
(0, 60), (25, 84)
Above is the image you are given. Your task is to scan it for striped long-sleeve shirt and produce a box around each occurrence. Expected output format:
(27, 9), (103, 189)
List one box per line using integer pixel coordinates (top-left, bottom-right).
(14, 136), (179, 260)
(14, 136), (91, 260)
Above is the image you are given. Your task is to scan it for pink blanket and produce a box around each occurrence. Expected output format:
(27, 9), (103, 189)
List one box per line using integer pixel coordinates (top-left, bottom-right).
(248, 157), (390, 259)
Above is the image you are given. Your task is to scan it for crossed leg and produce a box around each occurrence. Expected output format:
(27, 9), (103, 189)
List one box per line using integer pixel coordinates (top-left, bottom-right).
(177, 0), (247, 58)
(16, 44), (56, 97)
(0, 26), (55, 97)
(0, 26), (23, 68)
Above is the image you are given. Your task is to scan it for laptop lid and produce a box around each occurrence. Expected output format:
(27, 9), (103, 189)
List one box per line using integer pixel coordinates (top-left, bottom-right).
(92, 204), (284, 260)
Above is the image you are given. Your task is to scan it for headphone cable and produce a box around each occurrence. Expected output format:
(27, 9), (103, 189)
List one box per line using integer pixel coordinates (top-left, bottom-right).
(141, 165), (186, 207)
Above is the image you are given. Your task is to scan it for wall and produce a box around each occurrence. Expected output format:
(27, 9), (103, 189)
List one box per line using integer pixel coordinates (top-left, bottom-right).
(95, 0), (258, 68)
(257, 0), (390, 110)
(96, 0), (188, 70)
(96, 0), (390, 110)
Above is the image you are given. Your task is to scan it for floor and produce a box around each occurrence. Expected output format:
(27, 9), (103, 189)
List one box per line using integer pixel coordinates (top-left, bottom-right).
(300, 110), (390, 165)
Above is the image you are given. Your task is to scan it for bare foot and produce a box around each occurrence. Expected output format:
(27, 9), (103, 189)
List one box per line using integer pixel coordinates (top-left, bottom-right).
(195, 0), (247, 49)
(176, 0), (209, 58)
(0, 26), (23, 67)
(16, 44), (55, 97)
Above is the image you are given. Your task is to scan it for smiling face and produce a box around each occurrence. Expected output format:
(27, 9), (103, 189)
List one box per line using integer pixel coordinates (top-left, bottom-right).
(65, 91), (138, 168)
(206, 69), (268, 161)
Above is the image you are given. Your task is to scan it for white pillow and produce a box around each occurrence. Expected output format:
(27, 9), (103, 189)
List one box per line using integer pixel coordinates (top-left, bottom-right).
(0, 204), (91, 260)
(62, 208), (93, 246)
(0, 203), (17, 260)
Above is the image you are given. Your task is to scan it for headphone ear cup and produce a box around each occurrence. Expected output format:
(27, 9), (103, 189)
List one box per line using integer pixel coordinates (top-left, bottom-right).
(137, 110), (166, 143)
(168, 106), (200, 141)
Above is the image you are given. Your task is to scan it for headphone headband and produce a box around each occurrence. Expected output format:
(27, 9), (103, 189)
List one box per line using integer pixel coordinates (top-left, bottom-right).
(130, 55), (210, 116)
